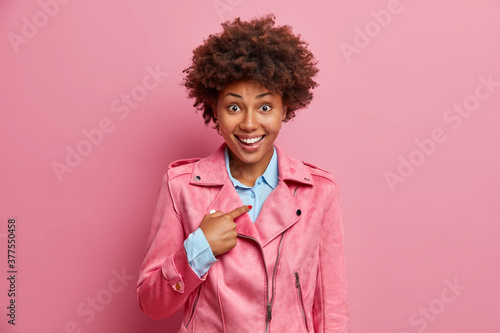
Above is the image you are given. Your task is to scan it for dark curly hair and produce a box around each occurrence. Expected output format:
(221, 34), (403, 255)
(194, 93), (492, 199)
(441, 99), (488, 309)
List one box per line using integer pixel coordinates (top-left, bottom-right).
(182, 14), (319, 130)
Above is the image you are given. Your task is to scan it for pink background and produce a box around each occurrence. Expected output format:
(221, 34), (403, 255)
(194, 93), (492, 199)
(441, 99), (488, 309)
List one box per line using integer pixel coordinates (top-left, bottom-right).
(1, 0), (499, 332)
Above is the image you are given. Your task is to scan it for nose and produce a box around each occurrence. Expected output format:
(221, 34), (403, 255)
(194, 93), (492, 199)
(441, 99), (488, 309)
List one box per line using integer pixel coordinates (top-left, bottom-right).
(239, 110), (258, 131)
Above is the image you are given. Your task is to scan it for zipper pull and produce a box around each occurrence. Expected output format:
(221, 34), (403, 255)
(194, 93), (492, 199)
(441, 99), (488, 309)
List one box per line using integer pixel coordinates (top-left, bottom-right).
(266, 304), (272, 321)
(295, 272), (300, 288)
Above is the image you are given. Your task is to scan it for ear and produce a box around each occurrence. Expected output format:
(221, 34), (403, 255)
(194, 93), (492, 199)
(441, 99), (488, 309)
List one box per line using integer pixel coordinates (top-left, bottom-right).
(281, 105), (288, 121)
(208, 99), (218, 120)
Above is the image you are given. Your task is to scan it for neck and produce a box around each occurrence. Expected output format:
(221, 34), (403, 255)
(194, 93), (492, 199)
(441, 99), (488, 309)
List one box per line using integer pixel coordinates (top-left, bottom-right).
(228, 148), (273, 187)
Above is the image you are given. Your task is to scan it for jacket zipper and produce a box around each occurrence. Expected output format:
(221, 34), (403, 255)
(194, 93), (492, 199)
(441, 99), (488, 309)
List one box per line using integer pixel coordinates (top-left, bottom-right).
(238, 232), (285, 333)
(185, 284), (202, 328)
(295, 271), (309, 332)
(269, 232), (285, 325)
(237, 187), (297, 332)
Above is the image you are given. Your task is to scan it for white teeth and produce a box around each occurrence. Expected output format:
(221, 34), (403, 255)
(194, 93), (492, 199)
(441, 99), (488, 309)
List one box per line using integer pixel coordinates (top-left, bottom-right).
(239, 136), (264, 144)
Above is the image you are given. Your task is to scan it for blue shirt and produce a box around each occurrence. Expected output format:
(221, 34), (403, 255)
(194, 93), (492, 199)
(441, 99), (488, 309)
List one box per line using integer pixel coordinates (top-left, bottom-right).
(224, 146), (279, 222)
(183, 146), (279, 277)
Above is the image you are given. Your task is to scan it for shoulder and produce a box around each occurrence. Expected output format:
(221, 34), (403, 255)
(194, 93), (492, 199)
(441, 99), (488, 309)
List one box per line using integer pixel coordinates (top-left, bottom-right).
(301, 160), (337, 185)
(164, 157), (200, 181)
(300, 160), (342, 207)
(275, 143), (338, 188)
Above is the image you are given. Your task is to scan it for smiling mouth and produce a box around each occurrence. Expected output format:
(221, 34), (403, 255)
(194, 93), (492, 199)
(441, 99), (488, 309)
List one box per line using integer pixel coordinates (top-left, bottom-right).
(235, 135), (265, 145)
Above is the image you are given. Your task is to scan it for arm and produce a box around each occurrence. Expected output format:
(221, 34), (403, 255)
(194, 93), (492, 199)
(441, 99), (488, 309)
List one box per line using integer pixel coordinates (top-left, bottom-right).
(312, 184), (350, 332)
(136, 173), (205, 319)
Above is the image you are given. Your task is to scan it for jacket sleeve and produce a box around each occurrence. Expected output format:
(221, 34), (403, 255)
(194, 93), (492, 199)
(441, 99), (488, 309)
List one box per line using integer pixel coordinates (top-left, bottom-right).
(312, 183), (350, 332)
(136, 173), (205, 319)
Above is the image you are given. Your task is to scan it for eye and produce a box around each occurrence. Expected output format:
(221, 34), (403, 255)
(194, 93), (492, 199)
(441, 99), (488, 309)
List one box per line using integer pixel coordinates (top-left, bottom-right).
(260, 104), (272, 112)
(228, 104), (240, 112)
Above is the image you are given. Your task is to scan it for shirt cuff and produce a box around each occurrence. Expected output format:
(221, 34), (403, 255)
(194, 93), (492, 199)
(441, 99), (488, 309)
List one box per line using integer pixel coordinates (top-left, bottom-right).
(184, 228), (218, 278)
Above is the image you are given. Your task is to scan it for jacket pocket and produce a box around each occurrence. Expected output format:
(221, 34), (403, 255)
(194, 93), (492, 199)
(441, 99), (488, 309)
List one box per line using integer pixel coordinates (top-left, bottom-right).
(185, 285), (202, 329)
(295, 271), (309, 332)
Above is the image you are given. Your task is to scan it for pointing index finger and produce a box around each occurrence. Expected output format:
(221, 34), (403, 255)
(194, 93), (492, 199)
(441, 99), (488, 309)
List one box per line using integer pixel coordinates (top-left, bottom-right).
(226, 205), (252, 220)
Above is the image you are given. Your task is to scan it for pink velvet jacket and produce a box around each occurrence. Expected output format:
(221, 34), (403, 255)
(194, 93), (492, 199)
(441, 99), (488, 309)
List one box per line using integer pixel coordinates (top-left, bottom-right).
(136, 143), (349, 332)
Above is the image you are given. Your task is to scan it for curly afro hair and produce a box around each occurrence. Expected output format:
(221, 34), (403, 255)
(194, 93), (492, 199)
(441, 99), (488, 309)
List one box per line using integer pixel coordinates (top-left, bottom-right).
(182, 14), (319, 130)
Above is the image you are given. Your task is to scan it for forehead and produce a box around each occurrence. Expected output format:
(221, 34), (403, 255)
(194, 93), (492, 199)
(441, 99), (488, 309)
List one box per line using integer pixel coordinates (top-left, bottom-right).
(219, 79), (273, 97)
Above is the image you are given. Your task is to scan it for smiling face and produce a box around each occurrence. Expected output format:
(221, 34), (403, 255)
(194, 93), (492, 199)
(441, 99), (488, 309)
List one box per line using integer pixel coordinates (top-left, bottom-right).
(214, 79), (286, 174)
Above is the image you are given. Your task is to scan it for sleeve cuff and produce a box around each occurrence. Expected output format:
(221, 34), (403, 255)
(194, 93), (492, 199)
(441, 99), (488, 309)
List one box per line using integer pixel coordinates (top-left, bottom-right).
(184, 228), (218, 277)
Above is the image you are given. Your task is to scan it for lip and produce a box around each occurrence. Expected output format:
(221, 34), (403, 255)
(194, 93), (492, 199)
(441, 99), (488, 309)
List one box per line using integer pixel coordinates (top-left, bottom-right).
(235, 135), (266, 139)
(234, 134), (266, 152)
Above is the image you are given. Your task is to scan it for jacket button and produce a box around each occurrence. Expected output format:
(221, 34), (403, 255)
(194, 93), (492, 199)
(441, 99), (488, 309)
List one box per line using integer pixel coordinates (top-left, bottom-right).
(194, 175), (201, 181)
(296, 209), (302, 216)
(175, 282), (182, 291)
(304, 177), (310, 181)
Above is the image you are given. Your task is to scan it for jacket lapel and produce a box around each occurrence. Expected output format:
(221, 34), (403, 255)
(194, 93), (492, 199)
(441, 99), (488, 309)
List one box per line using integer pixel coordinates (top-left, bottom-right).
(254, 179), (301, 247)
(209, 178), (262, 244)
(253, 143), (315, 246)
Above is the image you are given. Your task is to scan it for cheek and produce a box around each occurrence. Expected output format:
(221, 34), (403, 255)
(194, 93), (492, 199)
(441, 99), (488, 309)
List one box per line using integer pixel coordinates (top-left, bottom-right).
(263, 117), (283, 134)
(218, 118), (236, 134)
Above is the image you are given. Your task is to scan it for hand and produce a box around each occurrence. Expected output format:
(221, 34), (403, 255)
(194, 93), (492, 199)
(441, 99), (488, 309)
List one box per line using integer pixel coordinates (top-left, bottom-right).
(199, 205), (251, 256)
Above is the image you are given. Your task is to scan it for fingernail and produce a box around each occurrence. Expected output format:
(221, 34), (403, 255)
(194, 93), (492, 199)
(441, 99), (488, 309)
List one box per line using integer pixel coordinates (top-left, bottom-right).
(248, 205), (252, 210)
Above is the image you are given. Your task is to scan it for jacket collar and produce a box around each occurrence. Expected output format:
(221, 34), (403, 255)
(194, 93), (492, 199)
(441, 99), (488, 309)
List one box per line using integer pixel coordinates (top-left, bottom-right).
(190, 142), (314, 187)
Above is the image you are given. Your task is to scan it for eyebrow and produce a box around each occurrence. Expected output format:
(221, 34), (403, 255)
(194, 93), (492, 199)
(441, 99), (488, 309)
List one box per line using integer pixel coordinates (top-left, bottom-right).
(225, 92), (273, 99)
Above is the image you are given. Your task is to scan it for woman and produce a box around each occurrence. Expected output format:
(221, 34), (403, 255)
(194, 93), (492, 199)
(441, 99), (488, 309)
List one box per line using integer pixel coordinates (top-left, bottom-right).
(136, 14), (349, 333)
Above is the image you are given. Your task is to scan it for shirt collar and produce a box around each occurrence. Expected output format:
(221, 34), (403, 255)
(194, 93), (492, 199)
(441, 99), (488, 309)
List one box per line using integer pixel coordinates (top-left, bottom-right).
(224, 146), (279, 189)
